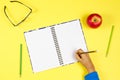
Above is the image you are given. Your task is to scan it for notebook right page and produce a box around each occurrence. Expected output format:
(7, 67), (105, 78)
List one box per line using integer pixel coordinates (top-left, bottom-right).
(55, 20), (88, 65)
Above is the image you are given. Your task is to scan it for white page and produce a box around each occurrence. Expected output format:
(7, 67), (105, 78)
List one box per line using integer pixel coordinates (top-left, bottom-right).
(55, 20), (88, 65)
(24, 27), (60, 73)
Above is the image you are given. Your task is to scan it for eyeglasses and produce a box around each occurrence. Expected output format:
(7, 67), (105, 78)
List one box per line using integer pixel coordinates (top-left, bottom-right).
(4, 1), (32, 27)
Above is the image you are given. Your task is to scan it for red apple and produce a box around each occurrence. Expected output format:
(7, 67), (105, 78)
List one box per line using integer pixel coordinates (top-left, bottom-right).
(87, 13), (102, 28)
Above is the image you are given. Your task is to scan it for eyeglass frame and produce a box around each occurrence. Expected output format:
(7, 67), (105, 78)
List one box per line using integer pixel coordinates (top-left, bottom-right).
(4, 1), (32, 27)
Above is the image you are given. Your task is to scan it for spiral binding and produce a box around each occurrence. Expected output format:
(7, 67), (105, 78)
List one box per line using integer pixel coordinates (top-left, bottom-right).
(50, 27), (64, 65)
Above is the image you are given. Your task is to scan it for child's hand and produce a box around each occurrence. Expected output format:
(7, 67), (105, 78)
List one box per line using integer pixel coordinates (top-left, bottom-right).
(75, 49), (95, 73)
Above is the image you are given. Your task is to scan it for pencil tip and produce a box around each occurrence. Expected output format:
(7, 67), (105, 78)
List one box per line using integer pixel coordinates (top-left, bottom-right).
(96, 50), (98, 52)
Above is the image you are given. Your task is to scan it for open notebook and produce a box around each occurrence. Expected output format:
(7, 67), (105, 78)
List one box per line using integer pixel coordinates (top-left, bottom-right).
(24, 19), (88, 73)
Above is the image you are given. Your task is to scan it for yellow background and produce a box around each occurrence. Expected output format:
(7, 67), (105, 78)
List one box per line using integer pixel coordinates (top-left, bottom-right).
(0, 0), (120, 80)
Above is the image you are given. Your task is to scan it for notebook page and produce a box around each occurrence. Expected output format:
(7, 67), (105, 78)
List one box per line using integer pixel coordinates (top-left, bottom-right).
(24, 27), (59, 72)
(55, 20), (88, 65)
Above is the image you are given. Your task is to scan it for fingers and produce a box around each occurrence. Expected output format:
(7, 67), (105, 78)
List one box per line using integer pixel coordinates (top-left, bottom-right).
(75, 49), (90, 61)
(76, 49), (83, 56)
(75, 52), (82, 61)
(75, 49), (84, 61)
(76, 49), (87, 57)
(78, 49), (84, 53)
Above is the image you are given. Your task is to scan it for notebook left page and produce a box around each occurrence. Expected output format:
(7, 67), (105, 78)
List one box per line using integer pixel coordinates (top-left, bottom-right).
(24, 27), (60, 73)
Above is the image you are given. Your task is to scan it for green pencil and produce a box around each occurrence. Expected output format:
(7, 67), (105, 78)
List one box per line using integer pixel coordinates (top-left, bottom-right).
(20, 44), (22, 77)
(106, 25), (114, 57)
